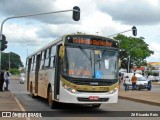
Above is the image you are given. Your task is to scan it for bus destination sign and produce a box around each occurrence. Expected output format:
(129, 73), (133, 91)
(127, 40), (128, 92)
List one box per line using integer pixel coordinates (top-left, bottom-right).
(66, 36), (118, 47)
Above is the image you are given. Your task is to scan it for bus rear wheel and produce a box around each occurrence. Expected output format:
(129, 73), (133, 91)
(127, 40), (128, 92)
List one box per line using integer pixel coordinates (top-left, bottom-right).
(48, 87), (57, 109)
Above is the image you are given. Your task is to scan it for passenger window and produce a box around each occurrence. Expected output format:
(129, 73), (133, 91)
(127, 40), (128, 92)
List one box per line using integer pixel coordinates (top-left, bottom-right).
(33, 55), (37, 71)
(51, 46), (56, 56)
(31, 56), (35, 71)
(40, 51), (45, 69)
(50, 56), (55, 68)
(44, 48), (50, 67)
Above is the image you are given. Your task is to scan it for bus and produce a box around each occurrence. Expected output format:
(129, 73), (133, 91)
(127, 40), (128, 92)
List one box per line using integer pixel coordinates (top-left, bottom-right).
(25, 34), (119, 108)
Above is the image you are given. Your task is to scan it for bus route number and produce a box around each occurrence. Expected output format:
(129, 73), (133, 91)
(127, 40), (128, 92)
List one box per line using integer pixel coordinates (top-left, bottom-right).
(99, 87), (108, 91)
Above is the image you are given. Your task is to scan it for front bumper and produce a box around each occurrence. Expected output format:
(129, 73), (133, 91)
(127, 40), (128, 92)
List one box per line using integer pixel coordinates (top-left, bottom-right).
(58, 84), (118, 104)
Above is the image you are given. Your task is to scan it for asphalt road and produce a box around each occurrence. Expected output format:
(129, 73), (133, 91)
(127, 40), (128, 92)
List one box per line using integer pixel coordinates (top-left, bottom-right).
(9, 79), (160, 120)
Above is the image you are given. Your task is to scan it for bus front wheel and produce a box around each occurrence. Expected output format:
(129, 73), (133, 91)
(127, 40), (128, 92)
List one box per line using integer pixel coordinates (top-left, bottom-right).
(48, 87), (57, 109)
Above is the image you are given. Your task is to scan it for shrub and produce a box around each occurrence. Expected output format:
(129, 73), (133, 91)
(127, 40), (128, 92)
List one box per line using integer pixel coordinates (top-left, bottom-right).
(9, 68), (20, 75)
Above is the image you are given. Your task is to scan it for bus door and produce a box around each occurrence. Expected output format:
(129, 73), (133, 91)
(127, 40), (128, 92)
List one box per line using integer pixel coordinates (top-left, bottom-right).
(54, 44), (61, 100)
(27, 58), (32, 91)
(35, 54), (41, 94)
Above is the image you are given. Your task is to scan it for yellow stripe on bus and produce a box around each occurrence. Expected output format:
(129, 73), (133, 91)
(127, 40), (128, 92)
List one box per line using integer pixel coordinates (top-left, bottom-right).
(61, 77), (118, 92)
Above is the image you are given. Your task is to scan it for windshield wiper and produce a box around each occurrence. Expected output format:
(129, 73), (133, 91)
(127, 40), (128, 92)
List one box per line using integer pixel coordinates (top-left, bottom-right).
(79, 46), (91, 60)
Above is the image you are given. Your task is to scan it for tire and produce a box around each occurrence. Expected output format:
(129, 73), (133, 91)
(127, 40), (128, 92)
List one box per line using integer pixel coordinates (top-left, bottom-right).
(48, 87), (57, 109)
(91, 104), (101, 108)
(147, 81), (152, 90)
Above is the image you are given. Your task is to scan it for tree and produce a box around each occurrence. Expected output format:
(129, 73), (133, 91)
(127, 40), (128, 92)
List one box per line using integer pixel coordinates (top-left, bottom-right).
(1, 52), (23, 70)
(146, 64), (155, 76)
(114, 34), (154, 72)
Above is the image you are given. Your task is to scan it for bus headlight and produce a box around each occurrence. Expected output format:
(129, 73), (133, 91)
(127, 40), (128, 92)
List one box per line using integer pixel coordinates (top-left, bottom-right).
(108, 88), (118, 94)
(62, 84), (77, 93)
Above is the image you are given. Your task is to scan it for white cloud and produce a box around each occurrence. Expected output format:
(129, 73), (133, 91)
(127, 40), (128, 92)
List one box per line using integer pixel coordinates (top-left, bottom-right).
(4, 23), (40, 45)
(96, 0), (160, 25)
(150, 42), (160, 52)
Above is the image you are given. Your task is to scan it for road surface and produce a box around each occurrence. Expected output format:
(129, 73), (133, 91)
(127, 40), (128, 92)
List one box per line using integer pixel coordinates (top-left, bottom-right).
(9, 79), (160, 120)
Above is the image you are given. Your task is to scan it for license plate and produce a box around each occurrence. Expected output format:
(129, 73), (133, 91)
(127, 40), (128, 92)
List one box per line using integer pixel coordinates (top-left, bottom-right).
(89, 96), (99, 100)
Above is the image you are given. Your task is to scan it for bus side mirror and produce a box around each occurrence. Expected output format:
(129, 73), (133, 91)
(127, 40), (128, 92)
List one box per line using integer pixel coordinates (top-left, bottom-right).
(59, 46), (65, 59)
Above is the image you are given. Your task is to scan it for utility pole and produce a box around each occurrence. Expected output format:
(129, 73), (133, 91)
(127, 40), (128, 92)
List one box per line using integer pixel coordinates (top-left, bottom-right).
(9, 52), (10, 71)
(128, 55), (130, 73)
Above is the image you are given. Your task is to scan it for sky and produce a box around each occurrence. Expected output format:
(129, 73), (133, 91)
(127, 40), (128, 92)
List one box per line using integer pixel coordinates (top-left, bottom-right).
(0, 0), (160, 66)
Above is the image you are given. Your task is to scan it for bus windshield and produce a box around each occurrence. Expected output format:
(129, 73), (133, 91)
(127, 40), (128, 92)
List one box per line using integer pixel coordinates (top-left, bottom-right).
(62, 46), (118, 79)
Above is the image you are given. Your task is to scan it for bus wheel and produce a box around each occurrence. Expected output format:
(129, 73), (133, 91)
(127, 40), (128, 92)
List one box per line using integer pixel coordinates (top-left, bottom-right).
(30, 83), (35, 98)
(91, 104), (101, 108)
(48, 87), (56, 109)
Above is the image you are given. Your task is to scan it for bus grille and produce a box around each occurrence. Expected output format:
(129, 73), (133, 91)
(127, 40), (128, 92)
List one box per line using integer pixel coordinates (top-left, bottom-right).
(77, 97), (109, 102)
(77, 90), (107, 93)
(72, 81), (113, 86)
(62, 75), (117, 86)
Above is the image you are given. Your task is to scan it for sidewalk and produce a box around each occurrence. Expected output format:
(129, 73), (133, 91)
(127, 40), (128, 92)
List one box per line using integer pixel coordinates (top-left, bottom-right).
(0, 91), (21, 111)
(0, 91), (26, 120)
(119, 89), (160, 106)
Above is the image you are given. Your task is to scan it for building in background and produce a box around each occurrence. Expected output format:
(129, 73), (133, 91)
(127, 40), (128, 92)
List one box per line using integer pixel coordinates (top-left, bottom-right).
(145, 62), (160, 79)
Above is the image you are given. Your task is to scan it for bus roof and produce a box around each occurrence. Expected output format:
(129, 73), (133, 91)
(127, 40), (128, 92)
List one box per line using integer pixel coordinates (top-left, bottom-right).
(27, 33), (116, 58)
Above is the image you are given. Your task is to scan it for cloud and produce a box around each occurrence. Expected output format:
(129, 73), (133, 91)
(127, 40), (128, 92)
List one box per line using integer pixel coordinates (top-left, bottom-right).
(149, 42), (160, 53)
(146, 41), (160, 62)
(3, 23), (50, 48)
(0, 0), (77, 24)
(97, 0), (160, 25)
(1, 0), (160, 64)
(0, 0), (56, 15)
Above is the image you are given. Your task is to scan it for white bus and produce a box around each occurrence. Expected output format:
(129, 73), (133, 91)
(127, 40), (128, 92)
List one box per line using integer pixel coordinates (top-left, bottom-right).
(25, 34), (119, 108)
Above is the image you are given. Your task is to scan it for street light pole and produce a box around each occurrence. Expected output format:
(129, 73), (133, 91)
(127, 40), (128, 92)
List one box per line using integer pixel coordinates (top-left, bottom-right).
(107, 29), (131, 37)
(0, 6), (80, 71)
(107, 26), (137, 37)
(0, 9), (77, 39)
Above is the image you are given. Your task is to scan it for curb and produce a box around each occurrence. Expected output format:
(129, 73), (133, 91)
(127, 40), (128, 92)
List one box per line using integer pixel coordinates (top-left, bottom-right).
(119, 95), (160, 107)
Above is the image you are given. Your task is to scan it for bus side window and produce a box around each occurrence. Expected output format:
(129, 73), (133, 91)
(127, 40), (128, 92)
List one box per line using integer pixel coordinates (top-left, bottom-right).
(50, 56), (55, 68)
(31, 56), (35, 71)
(33, 55), (37, 71)
(40, 51), (45, 69)
(50, 46), (56, 68)
(44, 48), (50, 68)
